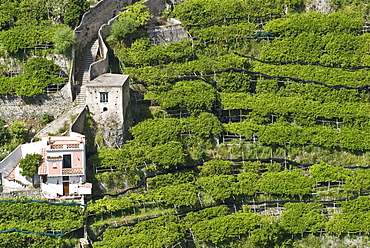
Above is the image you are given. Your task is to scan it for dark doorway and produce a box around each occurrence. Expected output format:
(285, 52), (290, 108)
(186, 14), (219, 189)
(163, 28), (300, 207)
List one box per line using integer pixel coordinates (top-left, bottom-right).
(63, 182), (69, 195)
(42, 175), (48, 184)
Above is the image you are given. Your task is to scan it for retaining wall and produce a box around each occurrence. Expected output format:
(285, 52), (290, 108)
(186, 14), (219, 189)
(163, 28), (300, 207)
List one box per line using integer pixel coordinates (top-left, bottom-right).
(71, 107), (89, 134)
(0, 145), (22, 178)
(0, 95), (73, 135)
(148, 19), (187, 45)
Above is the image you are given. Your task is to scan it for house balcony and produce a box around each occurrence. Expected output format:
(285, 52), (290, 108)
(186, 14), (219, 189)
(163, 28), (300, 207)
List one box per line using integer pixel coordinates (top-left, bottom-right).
(62, 168), (84, 175)
(47, 143), (83, 151)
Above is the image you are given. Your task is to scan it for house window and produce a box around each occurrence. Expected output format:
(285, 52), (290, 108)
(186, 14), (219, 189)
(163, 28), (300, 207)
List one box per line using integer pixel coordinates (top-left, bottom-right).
(62, 154), (71, 168)
(100, 92), (108, 102)
(52, 162), (57, 168)
(0, 173), (2, 186)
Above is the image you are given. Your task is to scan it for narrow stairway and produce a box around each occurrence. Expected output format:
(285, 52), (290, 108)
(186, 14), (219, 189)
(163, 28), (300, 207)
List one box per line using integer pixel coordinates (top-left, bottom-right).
(4, 164), (27, 188)
(75, 39), (99, 106)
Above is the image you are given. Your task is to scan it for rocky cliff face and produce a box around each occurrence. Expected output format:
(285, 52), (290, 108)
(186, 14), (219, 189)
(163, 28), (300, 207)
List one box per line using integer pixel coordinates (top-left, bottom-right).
(306, 0), (334, 13)
(0, 89), (73, 137)
(148, 19), (187, 45)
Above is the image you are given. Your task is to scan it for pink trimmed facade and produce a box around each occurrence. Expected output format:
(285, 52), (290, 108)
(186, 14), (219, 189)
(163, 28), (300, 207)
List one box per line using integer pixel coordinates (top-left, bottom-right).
(0, 132), (91, 199)
(38, 132), (92, 197)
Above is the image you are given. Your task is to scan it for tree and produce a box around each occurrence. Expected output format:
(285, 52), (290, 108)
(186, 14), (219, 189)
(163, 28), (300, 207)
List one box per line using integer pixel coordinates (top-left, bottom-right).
(8, 120), (27, 143)
(19, 154), (42, 177)
(0, 119), (9, 146)
(52, 24), (75, 55)
(120, 1), (150, 26)
(64, 0), (89, 28)
(110, 17), (138, 41)
(41, 113), (54, 125)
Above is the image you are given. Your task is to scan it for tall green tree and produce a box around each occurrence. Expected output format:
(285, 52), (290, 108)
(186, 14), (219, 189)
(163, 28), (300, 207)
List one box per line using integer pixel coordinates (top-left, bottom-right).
(19, 154), (42, 177)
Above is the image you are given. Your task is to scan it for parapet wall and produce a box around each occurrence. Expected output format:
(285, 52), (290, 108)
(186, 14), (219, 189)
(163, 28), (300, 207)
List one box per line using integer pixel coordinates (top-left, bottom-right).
(0, 145), (22, 178)
(90, 15), (119, 80)
(71, 107), (89, 134)
(75, 0), (130, 50)
(73, 0), (131, 85)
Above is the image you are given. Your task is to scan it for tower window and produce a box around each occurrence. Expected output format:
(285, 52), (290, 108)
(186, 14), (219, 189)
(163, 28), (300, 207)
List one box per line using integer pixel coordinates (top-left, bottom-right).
(100, 92), (108, 102)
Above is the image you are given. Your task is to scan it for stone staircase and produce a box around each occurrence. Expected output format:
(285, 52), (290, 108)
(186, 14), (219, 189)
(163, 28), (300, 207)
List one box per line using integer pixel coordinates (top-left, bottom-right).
(4, 164), (27, 188)
(75, 39), (99, 106)
(32, 40), (99, 140)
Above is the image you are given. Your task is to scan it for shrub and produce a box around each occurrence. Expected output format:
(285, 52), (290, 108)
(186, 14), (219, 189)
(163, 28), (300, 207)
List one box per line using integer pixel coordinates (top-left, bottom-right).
(41, 113), (54, 125)
(19, 154), (42, 177)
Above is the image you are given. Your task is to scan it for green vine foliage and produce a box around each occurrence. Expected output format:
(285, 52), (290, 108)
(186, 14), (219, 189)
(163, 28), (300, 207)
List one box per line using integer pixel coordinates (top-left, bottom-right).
(0, 199), (84, 246)
(0, 0), (88, 53)
(281, 202), (325, 234)
(91, 1), (370, 246)
(326, 196), (370, 234)
(145, 80), (218, 114)
(95, 215), (185, 248)
(0, 57), (66, 97)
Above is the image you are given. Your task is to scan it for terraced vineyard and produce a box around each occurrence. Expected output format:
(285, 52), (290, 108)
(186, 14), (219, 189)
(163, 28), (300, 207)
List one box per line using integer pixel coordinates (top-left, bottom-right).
(87, 0), (370, 247)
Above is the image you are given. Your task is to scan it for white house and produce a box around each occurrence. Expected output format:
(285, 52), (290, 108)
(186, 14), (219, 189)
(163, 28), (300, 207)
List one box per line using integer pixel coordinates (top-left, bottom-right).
(0, 132), (91, 199)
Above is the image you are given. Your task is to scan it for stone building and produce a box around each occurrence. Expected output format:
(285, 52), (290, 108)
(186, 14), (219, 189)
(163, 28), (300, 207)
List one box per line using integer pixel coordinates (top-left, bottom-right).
(85, 74), (130, 125)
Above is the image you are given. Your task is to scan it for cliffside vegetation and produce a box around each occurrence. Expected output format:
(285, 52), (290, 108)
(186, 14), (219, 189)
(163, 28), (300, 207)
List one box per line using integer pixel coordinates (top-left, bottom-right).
(87, 0), (370, 247)
(3, 0), (370, 247)
(0, 0), (89, 97)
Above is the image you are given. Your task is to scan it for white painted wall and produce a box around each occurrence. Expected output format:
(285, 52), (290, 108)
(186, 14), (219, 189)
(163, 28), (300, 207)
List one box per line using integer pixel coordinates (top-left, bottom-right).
(0, 145), (22, 178)
(42, 177), (64, 196)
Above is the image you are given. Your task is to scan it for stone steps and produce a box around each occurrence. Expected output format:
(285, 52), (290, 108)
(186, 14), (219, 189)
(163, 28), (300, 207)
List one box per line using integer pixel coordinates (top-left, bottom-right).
(75, 39), (99, 106)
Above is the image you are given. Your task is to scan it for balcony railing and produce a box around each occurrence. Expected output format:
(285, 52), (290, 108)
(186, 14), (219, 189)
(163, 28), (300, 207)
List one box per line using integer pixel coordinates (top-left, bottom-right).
(62, 168), (84, 175)
(48, 144), (82, 150)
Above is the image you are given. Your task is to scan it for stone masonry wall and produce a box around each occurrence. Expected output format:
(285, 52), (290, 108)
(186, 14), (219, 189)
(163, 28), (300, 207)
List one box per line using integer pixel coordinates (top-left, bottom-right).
(143, 0), (169, 16)
(0, 94), (73, 134)
(148, 19), (187, 45)
(74, 0), (130, 50)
